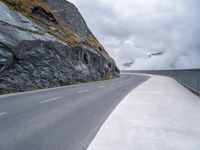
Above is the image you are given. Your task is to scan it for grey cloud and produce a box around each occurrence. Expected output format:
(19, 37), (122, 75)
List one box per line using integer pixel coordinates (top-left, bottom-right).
(69, 0), (200, 69)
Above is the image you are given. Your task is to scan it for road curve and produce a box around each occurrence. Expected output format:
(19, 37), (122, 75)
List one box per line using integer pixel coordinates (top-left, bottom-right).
(88, 74), (200, 150)
(0, 74), (148, 150)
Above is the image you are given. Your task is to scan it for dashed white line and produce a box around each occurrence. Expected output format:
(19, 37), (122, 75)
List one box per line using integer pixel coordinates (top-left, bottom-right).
(40, 97), (61, 104)
(77, 89), (90, 94)
(98, 86), (105, 89)
(0, 112), (7, 116)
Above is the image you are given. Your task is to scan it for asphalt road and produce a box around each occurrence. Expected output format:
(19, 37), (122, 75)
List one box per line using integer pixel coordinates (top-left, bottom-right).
(0, 74), (148, 150)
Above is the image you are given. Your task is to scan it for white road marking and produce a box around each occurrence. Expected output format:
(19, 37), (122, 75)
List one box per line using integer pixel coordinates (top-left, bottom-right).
(98, 86), (105, 89)
(0, 78), (106, 99)
(77, 89), (90, 94)
(40, 97), (61, 104)
(0, 112), (6, 116)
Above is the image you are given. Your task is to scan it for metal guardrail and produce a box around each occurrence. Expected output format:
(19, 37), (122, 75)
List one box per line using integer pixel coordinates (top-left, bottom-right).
(122, 69), (200, 96)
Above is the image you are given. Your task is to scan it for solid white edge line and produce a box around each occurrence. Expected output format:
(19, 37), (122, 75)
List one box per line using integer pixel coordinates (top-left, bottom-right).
(0, 75), (120, 98)
(40, 97), (61, 104)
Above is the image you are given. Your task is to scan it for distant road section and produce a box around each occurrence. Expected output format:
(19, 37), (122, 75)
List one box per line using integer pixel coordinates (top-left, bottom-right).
(0, 74), (148, 150)
(123, 69), (200, 96)
(88, 74), (200, 150)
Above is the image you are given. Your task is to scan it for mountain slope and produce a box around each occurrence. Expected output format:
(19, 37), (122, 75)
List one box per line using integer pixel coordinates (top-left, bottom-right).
(0, 0), (119, 94)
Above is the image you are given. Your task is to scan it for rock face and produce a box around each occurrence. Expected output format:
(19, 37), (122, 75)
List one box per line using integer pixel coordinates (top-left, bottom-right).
(43, 0), (92, 39)
(0, 0), (119, 94)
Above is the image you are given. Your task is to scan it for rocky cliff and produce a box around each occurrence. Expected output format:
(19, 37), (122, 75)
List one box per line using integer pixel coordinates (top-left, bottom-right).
(0, 0), (120, 94)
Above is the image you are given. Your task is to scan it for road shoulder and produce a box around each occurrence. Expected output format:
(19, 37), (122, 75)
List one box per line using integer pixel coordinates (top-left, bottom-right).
(87, 74), (200, 150)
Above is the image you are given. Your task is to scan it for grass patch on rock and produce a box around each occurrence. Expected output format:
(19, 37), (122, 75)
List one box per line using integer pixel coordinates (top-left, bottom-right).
(2, 0), (80, 44)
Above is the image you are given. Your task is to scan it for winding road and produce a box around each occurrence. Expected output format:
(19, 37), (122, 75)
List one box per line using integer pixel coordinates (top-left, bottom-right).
(0, 74), (148, 150)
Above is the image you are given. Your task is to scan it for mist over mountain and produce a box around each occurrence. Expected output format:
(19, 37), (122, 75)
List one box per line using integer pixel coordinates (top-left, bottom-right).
(69, 0), (200, 70)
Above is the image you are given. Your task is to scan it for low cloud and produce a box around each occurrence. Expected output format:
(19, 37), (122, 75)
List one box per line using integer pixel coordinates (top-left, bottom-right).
(69, 0), (200, 69)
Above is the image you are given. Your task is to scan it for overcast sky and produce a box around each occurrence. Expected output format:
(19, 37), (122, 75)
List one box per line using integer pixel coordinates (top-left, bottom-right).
(68, 0), (200, 70)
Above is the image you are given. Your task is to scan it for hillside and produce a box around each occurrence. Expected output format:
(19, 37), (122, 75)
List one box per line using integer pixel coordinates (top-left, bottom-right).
(0, 0), (120, 94)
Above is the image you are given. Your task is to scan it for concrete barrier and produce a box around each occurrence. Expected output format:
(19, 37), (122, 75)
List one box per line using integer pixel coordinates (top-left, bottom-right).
(122, 69), (200, 96)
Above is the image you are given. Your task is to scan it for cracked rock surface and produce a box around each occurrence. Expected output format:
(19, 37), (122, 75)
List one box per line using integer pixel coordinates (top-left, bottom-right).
(0, 0), (119, 94)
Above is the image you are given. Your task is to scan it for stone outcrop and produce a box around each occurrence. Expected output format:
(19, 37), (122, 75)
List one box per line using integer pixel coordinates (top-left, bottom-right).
(0, 0), (119, 94)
